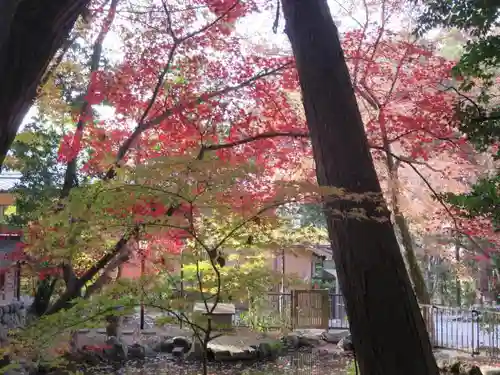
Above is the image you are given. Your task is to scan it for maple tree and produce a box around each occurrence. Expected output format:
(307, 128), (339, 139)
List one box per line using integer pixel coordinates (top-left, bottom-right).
(281, 0), (477, 308)
(346, 23), (471, 307)
(8, 0), (315, 322)
(5, 158), (323, 373)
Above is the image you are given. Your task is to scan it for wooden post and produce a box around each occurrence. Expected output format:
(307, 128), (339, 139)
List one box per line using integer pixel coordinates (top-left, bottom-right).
(321, 290), (330, 330)
(140, 248), (145, 330)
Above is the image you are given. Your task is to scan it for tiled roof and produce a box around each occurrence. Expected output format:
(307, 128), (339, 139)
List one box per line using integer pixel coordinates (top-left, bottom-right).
(0, 172), (21, 192)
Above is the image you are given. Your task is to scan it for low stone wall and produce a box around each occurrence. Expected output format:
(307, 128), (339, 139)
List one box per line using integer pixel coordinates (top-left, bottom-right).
(0, 301), (26, 344)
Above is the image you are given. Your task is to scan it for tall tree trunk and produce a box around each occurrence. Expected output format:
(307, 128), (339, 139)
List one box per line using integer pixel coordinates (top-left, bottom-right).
(387, 167), (435, 344)
(388, 167), (431, 305)
(0, 0), (90, 168)
(280, 1), (439, 374)
(454, 242), (462, 306)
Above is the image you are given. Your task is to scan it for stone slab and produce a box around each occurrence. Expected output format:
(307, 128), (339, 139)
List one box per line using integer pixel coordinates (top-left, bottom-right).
(193, 302), (235, 315)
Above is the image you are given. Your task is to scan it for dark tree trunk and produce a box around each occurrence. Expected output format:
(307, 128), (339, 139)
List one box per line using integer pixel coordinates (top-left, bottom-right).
(280, 1), (439, 374)
(0, 0), (90, 168)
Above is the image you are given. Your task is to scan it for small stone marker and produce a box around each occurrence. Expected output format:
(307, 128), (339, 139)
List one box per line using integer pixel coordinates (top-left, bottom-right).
(172, 346), (185, 358)
(140, 328), (157, 335)
(193, 303), (236, 331)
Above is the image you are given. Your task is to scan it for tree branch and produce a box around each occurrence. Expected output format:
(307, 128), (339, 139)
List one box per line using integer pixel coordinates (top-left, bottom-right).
(39, 35), (78, 91)
(84, 243), (132, 298)
(197, 130), (308, 159)
(45, 227), (138, 315)
(105, 0), (245, 179)
(388, 152), (490, 257)
(107, 63), (292, 179)
(61, 0), (120, 198)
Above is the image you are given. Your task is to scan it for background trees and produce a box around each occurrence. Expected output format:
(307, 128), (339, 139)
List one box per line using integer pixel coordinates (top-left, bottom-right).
(418, 0), (500, 303)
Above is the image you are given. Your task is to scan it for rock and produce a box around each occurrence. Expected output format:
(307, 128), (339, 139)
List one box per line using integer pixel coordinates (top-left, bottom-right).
(0, 327), (8, 343)
(257, 342), (271, 359)
(298, 333), (325, 347)
(154, 338), (174, 353)
(212, 349), (232, 361)
(444, 361), (483, 375)
(141, 329), (157, 336)
(321, 330), (350, 344)
(481, 366), (500, 375)
(186, 339), (204, 360)
(172, 336), (192, 352)
(265, 341), (284, 359)
(337, 334), (353, 351)
(313, 343), (342, 357)
(464, 365), (483, 375)
(128, 343), (146, 360)
(11, 303), (19, 314)
(283, 333), (300, 350)
(105, 336), (128, 361)
(77, 346), (106, 366)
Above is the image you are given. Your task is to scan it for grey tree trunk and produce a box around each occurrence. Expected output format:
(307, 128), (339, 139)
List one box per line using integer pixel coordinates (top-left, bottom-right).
(280, 1), (439, 374)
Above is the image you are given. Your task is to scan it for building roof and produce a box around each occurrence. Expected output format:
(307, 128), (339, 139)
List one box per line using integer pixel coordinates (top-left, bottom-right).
(289, 243), (333, 259)
(0, 171), (21, 192)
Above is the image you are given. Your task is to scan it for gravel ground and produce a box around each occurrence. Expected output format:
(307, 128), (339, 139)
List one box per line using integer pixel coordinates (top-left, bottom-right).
(84, 351), (348, 375)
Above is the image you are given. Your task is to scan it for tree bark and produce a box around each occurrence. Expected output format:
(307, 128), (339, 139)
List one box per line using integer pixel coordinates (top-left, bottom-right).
(388, 165), (431, 305)
(280, 1), (439, 374)
(387, 168), (435, 345)
(0, 0), (90, 168)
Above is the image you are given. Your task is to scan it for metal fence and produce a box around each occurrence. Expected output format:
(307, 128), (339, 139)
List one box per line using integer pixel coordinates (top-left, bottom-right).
(329, 297), (500, 357)
(329, 293), (349, 329)
(420, 304), (500, 357)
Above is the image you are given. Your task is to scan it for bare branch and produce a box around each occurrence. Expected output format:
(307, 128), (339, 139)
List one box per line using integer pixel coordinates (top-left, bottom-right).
(388, 152), (490, 256)
(198, 130), (308, 159)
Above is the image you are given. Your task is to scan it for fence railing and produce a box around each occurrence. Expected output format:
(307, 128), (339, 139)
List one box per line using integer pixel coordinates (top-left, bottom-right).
(329, 297), (500, 357)
(329, 293), (349, 329)
(420, 304), (500, 357)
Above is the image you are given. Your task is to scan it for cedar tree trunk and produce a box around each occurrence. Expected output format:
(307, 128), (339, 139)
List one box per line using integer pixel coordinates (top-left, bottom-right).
(0, 0), (90, 168)
(280, 1), (439, 374)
